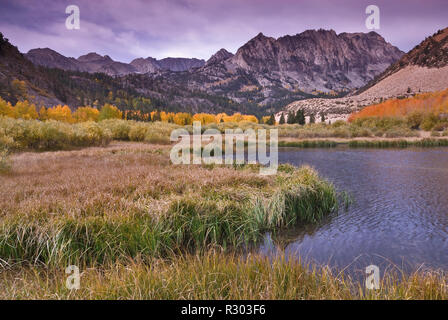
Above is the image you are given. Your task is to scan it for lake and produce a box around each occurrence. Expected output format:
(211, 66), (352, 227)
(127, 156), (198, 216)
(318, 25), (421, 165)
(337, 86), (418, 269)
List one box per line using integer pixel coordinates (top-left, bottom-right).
(258, 147), (448, 277)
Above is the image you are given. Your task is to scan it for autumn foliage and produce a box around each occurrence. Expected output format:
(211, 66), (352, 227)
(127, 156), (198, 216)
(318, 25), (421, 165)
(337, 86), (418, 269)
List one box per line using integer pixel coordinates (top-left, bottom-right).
(348, 89), (448, 122)
(0, 97), (260, 125)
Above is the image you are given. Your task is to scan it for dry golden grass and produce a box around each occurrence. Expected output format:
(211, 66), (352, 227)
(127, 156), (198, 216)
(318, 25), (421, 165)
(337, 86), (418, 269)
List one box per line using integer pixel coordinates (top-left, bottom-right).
(0, 251), (447, 299)
(0, 141), (446, 299)
(0, 141), (270, 219)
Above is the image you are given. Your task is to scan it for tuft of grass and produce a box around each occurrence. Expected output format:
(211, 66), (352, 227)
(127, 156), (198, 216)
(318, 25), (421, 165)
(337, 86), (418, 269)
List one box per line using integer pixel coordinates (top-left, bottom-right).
(349, 140), (409, 148)
(0, 251), (447, 300)
(279, 140), (337, 148)
(348, 139), (448, 148)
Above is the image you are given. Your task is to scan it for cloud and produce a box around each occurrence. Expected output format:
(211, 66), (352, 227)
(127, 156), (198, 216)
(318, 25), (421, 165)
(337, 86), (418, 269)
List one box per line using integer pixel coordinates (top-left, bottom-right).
(0, 0), (447, 62)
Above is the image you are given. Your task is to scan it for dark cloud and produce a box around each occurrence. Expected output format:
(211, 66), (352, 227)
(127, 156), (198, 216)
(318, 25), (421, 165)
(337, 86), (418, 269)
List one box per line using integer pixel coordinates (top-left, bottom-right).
(0, 0), (447, 62)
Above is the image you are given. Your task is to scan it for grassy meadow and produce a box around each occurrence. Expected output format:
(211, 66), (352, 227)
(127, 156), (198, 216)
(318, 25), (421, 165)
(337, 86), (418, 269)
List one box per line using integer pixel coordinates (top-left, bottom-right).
(1, 117), (448, 299)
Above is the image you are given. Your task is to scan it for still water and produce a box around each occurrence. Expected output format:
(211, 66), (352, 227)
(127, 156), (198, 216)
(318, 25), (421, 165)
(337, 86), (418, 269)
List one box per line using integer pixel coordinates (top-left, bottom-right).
(259, 147), (448, 275)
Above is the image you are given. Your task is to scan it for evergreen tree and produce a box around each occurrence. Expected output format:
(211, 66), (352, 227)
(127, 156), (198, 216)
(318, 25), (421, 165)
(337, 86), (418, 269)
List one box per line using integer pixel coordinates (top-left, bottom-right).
(287, 111), (295, 124)
(266, 114), (275, 125)
(296, 109), (305, 125)
(309, 113), (315, 124)
(320, 112), (326, 123)
(279, 113), (285, 124)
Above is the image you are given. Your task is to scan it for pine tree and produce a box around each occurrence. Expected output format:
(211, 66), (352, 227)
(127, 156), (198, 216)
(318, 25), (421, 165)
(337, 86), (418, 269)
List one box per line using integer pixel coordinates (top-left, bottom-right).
(320, 112), (326, 123)
(266, 114), (275, 125)
(279, 113), (285, 124)
(297, 109), (305, 125)
(309, 113), (315, 124)
(287, 111), (295, 124)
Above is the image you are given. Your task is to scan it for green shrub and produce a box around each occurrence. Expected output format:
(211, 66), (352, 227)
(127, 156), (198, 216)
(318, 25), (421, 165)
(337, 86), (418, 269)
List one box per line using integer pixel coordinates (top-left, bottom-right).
(406, 112), (424, 129)
(73, 122), (112, 147)
(99, 119), (131, 140)
(145, 132), (171, 145)
(128, 123), (149, 141)
(0, 146), (11, 174)
(420, 113), (439, 131)
(352, 117), (406, 130)
(98, 104), (122, 121)
(0, 118), (112, 151)
(331, 120), (346, 128)
(384, 127), (419, 138)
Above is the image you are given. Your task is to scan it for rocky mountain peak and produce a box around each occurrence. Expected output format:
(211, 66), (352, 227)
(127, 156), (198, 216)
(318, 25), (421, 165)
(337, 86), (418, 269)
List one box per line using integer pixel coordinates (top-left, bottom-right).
(206, 48), (234, 65)
(157, 57), (205, 72)
(226, 29), (403, 91)
(77, 52), (111, 62)
(26, 48), (84, 72)
(130, 57), (160, 73)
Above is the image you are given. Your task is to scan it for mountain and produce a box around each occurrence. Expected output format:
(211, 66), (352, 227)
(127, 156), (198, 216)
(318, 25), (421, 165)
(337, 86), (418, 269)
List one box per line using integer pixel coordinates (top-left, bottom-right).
(279, 27), (448, 123)
(26, 48), (85, 72)
(26, 49), (205, 76)
(0, 32), (252, 115)
(77, 52), (138, 75)
(206, 49), (234, 65)
(130, 57), (205, 73)
(157, 57), (205, 71)
(6, 28), (406, 116)
(0, 37), (63, 106)
(219, 29), (402, 92)
(130, 57), (161, 73)
(355, 27), (448, 99)
(163, 29), (403, 112)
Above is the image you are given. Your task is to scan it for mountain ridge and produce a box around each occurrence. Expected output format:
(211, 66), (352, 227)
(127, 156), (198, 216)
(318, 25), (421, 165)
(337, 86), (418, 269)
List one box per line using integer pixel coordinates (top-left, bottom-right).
(2, 28), (410, 116)
(279, 27), (448, 123)
(26, 49), (206, 75)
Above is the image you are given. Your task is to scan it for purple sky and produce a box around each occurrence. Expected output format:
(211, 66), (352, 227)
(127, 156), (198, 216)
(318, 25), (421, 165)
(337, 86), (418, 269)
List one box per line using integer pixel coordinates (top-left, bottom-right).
(0, 0), (447, 62)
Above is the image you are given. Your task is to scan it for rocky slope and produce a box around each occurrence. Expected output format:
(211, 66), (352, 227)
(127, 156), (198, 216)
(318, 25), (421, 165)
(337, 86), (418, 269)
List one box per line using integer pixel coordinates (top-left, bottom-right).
(230, 30), (402, 92)
(165, 29), (403, 112)
(0, 37), (62, 106)
(356, 27), (448, 96)
(280, 27), (448, 122)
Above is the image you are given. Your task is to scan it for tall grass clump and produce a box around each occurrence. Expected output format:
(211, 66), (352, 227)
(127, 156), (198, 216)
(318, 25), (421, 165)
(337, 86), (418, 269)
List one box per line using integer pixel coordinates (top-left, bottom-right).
(2, 251), (447, 299)
(0, 165), (337, 267)
(0, 215), (173, 266)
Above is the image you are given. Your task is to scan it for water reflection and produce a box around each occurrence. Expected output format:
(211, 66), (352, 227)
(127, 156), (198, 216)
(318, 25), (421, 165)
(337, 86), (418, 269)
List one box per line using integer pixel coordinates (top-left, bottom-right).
(258, 147), (448, 276)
